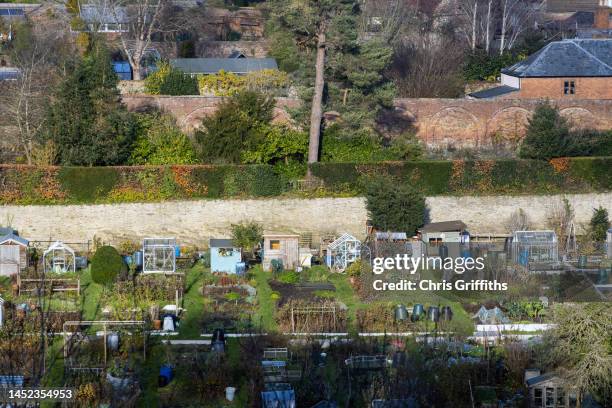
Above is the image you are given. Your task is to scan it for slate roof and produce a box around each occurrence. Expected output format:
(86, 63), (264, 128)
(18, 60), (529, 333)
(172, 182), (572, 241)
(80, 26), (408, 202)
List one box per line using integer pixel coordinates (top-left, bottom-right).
(209, 238), (235, 248)
(502, 39), (612, 77)
(526, 372), (558, 387)
(469, 85), (519, 99)
(0, 233), (29, 246)
(170, 58), (278, 75)
(80, 5), (129, 24)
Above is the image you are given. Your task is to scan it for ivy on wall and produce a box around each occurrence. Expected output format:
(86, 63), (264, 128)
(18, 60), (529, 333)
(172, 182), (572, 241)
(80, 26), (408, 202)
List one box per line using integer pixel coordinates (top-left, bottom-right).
(0, 157), (610, 205)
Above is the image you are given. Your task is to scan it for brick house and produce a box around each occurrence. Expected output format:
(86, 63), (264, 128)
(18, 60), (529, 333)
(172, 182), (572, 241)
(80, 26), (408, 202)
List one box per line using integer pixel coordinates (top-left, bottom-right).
(470, 39), (612, 99)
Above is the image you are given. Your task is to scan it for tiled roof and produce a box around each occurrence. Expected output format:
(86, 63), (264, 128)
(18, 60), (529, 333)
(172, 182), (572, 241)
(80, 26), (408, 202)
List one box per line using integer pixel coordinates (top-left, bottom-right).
(502, 39), (612, 77)
(209, 238), (235, 248)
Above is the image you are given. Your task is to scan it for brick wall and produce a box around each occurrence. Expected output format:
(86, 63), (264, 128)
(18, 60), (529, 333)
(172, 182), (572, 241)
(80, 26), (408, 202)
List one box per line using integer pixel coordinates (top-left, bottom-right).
(122, 95), (301, 133)
(121, 95), (612, 148)
(513, 77), (612, 100)
(394, 98), (612, 148)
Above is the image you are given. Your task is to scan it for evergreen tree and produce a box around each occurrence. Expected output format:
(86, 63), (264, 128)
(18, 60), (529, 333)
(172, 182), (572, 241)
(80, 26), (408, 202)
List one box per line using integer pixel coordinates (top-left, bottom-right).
(195, 91), (275, 163)
(519, 103), (570, 160)
(40, 40), (136, 165)
(590, 206), (610, 242)
(365, 175), (426, 234)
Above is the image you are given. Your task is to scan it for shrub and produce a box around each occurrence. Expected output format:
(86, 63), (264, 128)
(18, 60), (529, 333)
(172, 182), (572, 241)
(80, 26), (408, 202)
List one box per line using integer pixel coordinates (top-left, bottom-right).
(590, 207), (610, 242)
(520, 103), (570, 160)
(276, 270), (300, 284)
(144, 61), (198, 96)
(463, 51), (525, 81)
(195, 91), (275, 163)
(91, 245), (125, 285)
(231, 221), (263, 256)
(365, 175), (426, 234)
(130, 113), (197, 165)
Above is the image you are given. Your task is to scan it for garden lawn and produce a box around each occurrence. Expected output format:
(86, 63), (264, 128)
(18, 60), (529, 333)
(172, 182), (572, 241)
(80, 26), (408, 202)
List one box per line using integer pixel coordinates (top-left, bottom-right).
(79, 266), (105, 321)
(252, 265), (278, 332)
(176, 262), (206, 339)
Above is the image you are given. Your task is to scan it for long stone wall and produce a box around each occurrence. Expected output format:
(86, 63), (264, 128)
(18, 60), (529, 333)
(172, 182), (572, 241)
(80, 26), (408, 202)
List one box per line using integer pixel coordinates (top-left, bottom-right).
(394, 98), (612, 148)
(2, 193), (610, 246)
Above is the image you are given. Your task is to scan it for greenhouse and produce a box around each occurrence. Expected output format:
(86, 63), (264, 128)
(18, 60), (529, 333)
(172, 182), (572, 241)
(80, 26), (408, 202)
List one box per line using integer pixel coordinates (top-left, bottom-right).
(325, 233), (361, 273)
(511, 230), (558, 265)
(143, 238), (176, 274)
(43, 241), (76, 274)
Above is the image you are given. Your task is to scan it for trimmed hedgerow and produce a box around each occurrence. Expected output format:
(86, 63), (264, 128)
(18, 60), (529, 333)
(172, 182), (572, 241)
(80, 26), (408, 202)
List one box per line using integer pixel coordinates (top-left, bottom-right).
(0, 158), (609, 204)
(58, 167), (120, 202)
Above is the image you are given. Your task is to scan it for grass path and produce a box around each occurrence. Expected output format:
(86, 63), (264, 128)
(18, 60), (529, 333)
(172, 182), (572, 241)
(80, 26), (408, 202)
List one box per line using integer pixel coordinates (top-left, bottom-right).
(252, 266), (278, 332)
(176, 262), (206, 339)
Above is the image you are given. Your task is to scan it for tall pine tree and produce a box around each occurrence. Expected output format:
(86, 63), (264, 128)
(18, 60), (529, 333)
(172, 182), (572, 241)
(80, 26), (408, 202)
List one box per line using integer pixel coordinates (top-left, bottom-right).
(41, 39), (136, 166)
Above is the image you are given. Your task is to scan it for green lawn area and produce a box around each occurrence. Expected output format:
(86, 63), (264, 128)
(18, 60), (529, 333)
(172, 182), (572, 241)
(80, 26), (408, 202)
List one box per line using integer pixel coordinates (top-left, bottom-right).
(176, 262), (206, 339)
(252, 265), (278, 332)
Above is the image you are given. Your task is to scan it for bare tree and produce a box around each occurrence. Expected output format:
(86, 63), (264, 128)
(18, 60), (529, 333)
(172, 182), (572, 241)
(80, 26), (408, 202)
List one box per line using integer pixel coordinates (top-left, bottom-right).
(499, 0), (541, 54)
(0, 25), (67, 164)
(456, 0), (480, 50)
(357, 0), (411, 44)
(504, 208), (530, 233)
(86, 0), (169, 80)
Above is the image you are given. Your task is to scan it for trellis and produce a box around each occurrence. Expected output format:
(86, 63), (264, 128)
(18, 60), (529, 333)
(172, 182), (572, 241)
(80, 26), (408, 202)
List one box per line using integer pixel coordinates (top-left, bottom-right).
(289, 304), (339, 334)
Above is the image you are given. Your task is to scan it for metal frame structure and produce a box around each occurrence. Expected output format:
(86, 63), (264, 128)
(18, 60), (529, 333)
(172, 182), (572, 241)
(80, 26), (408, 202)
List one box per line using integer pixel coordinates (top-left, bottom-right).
(142, 238), (176, 274)
(43, 241), (76, 274)
(326, 233), (361, 273)
(512, 230), (558, 266)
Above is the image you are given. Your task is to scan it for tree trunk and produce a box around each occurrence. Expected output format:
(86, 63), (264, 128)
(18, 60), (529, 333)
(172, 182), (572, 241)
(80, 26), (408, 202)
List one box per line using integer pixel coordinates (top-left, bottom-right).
(471, 1), (478, 51)
(132, 63), (143, 81)
(500, 1), (507, 55)
(485, 0), (492, 53)
(307, 30), (326, 170)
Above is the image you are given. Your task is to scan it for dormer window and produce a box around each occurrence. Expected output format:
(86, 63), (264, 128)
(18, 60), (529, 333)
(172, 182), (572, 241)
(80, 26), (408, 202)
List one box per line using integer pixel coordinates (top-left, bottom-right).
(563, 80), (575, 95)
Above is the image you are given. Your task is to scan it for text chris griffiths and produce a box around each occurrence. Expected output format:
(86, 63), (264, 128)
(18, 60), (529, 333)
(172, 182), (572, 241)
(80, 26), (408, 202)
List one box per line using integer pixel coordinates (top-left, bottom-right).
(372, 279), (508, 291)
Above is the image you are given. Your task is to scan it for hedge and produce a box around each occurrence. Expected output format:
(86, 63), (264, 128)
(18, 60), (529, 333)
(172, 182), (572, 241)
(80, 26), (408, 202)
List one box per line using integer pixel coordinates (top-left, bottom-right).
(0, 157), (610, 204)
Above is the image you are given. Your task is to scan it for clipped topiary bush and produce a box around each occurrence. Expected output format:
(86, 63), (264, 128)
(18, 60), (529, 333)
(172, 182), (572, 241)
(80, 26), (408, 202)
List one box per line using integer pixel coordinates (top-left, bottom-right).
(91, 245), (125, 285)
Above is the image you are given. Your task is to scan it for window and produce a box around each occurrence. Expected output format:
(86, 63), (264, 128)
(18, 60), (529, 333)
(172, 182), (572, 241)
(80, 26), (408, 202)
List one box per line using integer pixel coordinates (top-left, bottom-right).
(534, 388), (543, 407)
(428, 238), (442, 246)
(563, 81), (575, 95)
(270, 240), (281, 250)
(556, 389), (565, 407)
(546, 387), (555, 407)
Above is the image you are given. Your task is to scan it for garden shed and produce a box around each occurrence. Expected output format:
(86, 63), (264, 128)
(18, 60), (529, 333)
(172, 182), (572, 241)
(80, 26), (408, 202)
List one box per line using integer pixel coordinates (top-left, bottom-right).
(0, 233), (28, 276)
(511, 231), (558, 265)
(209, 238), (242, 274)
(143, 238), (176, 274)
(43, 241), (75, 274)
(419, 220), (469, 258)
(262, 234), (299, 272)
(325, 233), (361, 273)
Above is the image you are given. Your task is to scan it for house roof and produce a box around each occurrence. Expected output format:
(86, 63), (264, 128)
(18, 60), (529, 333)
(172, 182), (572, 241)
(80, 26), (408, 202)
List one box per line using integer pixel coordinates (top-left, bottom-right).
(526, 372), (558, 387)
(420, 220), (467, 233)
(170, 58), (278, 74)
(0, 233), (29, 246)
(375, 232), (408, 240)
(80, 5), (129, 24)
(209, 238), (235, 248)
(502, 39), (612, 77)
(469, 85), (518, 99)
(0, 227), (16, 236)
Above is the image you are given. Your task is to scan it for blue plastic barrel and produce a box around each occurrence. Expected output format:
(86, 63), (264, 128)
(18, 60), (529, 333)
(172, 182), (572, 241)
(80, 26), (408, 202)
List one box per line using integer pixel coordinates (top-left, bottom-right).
(175, 246), (180, 257)
(123, 255), (133, 265)
(133, 251), (143, 267)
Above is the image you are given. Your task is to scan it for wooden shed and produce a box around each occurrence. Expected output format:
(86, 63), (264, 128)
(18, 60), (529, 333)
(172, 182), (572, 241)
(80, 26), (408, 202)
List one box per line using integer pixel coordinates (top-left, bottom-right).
(262, 234), (299, 271)
(0, 233), (28, 276)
